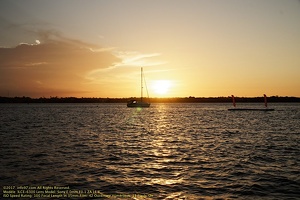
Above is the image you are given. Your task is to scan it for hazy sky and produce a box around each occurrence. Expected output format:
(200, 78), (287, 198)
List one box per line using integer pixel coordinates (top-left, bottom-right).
(1, 0), (300, 98)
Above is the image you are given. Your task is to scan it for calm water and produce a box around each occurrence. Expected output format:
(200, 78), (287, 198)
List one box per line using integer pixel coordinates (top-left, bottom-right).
(1, 103), (300, 199)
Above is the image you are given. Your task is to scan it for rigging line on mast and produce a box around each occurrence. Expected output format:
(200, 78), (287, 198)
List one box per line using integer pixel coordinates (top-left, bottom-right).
(143, 70), (150, 99)
(141, 67), (143, 101)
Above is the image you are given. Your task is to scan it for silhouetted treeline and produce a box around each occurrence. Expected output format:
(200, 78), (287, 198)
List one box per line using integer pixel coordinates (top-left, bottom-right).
(0, 96), (300, 103)
(0, 96), (125, 103)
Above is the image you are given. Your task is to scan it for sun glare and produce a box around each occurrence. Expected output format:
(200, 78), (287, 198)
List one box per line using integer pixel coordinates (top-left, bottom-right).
(152, 80), (172, 96)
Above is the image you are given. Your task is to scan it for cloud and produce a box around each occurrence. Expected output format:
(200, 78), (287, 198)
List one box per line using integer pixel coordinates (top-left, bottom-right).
(0, 32), (120, 97)
(114, 51), (167, 67)
(86, 50), (168, 84)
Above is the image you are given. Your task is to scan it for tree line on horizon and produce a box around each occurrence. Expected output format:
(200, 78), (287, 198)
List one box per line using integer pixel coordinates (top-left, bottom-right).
(0, 96), (299, 103)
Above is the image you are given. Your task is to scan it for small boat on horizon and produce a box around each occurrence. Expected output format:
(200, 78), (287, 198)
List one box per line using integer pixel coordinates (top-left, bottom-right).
(228, 94), (275, 111)
(127, 67), (150, 108)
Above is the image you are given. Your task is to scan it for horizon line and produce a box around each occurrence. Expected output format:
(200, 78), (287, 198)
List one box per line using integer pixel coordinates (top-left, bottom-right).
(1, 95), (300, 99)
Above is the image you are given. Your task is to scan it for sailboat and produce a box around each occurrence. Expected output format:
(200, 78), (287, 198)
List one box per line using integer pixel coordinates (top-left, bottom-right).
(228, 94), (275, 111)
(127, 67), (150, 107)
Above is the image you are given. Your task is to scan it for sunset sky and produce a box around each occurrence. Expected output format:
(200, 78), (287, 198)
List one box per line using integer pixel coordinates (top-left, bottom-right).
(1, 0), (300, 98)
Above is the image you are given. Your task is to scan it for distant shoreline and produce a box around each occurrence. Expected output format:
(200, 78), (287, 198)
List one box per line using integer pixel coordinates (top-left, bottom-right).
(1, 96), (300, 103)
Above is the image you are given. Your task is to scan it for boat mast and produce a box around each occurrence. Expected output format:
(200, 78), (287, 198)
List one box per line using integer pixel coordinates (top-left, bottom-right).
(264, 94), (267, 108)
(141, 67), (143, 102)
(231, 95), (236, 107)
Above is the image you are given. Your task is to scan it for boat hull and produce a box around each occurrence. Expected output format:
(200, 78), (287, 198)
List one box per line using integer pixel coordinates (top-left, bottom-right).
(127, 100), (150, 107)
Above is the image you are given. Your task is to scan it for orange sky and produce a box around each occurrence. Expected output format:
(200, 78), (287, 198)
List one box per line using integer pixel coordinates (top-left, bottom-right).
(0, 0), (300, 98)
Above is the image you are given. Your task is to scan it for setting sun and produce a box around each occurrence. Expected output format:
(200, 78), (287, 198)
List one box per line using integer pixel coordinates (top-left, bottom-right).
(152, 80), (172, 96)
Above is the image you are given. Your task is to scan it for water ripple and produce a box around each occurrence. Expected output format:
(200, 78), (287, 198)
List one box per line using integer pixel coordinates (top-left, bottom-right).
(1, 103), (300, 199)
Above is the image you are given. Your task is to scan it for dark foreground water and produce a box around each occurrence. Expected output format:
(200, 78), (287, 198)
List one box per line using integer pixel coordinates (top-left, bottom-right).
(1, 103), (300, 199)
